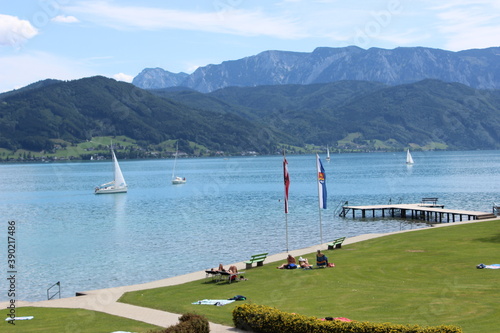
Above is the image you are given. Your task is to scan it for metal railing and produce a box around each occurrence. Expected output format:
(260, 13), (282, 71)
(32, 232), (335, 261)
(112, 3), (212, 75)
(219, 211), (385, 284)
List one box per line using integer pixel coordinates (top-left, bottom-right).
(47, 281), (61, 300)
(335, 200), (349, 217)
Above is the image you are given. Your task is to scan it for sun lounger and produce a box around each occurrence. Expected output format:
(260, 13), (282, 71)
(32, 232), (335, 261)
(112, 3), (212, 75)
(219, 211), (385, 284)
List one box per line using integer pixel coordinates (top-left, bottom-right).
(205, 270), (221, 281)
(218, 271), (245, 284)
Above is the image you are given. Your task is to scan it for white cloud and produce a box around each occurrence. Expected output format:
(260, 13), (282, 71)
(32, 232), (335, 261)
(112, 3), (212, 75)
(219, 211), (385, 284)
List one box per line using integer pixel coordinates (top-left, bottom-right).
(0, 14), (38, 47)
(51, 15), (80, 23)
(376, 29), (432, 46)
(113, 73), (134, 82)
(0, 52), (95, 93)
(185, 64), (201, 73)
(431, 1), (500, 50)
(65, 1), (305, 39)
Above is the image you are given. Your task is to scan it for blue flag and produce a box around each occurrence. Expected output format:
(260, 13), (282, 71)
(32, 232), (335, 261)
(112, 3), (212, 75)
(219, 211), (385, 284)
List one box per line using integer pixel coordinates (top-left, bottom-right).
(316, 154), (327, 209)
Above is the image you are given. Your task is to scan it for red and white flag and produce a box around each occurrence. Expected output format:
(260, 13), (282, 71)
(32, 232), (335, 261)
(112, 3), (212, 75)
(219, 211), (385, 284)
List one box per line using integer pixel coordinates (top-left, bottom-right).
(283, 156), (290, 213)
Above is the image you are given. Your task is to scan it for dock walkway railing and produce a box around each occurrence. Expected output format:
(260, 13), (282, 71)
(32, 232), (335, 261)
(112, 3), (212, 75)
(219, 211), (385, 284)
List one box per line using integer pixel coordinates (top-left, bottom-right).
(341, 202), (495, 223)
(494, 203), (500, 215)
(47, 281), (61, 300)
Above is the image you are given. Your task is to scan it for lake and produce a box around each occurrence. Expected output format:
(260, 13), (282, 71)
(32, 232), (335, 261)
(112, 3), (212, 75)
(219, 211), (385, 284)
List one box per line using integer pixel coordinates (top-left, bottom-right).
(0, 150), (498, 301)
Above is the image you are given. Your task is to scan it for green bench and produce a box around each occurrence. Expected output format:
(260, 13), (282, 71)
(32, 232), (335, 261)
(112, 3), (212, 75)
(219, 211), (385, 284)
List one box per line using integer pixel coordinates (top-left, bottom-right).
(327, 237), (346, 250)
(244, 253), (268, 269)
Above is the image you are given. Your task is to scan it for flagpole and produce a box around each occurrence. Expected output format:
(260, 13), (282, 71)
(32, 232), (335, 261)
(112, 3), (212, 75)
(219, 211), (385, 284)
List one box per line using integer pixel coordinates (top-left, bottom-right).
(285, 211), (289, 253)
(318, 183), (323, 245)
(319, 208), (323, 245)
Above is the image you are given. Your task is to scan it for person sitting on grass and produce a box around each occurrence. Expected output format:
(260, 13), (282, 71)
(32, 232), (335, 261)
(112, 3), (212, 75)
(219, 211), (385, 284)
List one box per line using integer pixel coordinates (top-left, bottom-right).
(316, 250), (328, 267)
(277, 254), (297, 269)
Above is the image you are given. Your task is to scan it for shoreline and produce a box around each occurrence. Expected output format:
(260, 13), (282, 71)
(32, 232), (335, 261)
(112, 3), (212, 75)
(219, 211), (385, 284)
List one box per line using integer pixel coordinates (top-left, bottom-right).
(1, 219), (496, 332)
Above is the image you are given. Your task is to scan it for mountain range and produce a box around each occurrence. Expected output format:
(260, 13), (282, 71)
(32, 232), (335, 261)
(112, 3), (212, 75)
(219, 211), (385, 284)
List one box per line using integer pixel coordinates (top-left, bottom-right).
(133, 46), (500, 92)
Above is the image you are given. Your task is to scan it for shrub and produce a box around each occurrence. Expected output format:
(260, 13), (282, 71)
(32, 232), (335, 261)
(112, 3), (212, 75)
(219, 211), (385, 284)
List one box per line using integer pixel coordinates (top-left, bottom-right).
(233, 304), (462, 333)
(147, 313), (210, 333)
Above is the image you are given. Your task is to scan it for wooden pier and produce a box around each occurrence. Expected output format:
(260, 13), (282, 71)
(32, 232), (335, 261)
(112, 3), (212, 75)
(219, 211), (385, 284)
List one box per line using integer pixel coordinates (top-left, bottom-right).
(341, 203), (496, 223)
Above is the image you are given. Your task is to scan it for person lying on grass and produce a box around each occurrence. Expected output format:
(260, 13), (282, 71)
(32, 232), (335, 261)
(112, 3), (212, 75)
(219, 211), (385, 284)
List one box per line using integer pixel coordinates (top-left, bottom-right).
(299, 257), (313, 269)
(210, 264), (238, 273)
(277, 254), (297, 269)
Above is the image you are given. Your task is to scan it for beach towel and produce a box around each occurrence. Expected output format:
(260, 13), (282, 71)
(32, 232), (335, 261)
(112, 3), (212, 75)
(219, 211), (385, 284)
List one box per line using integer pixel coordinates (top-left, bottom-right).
(477, 263), (500, 269)
(5, 316), (34, 321)
(192, 299), (235, 306)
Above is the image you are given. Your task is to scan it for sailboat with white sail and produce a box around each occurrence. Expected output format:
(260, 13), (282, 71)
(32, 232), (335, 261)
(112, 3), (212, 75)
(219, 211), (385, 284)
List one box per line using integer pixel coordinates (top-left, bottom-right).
(95, 146), (127, 194)
(326, 146), (331, 161)
(171, 142), (186, 185)
(406, 149), (414, 165)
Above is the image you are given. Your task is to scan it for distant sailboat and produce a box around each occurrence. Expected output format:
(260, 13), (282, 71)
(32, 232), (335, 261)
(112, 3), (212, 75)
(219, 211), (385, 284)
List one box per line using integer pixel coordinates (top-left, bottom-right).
(171, 143), (186, 185)
(326, 146), (331, 161)
(406, 149), (414, 165)
(95, 146), (127, 194)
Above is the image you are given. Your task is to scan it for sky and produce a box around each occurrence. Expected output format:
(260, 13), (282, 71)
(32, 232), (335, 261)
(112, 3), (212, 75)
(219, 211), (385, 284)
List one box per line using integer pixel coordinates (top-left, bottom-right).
(1, 0), (499, 93)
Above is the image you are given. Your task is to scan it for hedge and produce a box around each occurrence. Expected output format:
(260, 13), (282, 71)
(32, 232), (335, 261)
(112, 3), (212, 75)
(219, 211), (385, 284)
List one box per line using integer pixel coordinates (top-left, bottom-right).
(232, 304), (462, 333)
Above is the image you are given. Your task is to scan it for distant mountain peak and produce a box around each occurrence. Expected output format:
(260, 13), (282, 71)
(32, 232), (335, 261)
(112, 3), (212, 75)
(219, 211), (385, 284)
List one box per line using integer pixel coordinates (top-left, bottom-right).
(132, 68), (189, 90)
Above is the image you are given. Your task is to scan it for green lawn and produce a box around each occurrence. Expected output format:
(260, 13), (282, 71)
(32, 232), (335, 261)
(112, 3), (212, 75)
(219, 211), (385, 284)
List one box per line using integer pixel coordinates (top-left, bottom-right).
(0, 307), (160, 332)
(119, 220), (500, 333)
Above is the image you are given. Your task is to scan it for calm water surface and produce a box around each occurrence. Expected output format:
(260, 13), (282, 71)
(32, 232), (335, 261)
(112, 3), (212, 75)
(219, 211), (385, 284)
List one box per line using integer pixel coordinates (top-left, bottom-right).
(0, 150), (498, 301)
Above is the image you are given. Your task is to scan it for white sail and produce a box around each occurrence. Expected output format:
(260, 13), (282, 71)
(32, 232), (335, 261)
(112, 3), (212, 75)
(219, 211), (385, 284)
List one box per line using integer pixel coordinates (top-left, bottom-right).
(171, 142), (186, 185)
(406, 149), (414, 164)
(112, 149), (127, 189)
(326, 146), (331, 161)
(95, 147), (127, 194)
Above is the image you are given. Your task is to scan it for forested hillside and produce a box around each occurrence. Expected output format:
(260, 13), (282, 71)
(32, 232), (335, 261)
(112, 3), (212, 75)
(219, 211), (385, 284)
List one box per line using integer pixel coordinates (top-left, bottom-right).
(1, 76), (499, 161)
(0, 76), (281, 156)
(155, 80), (500, 151)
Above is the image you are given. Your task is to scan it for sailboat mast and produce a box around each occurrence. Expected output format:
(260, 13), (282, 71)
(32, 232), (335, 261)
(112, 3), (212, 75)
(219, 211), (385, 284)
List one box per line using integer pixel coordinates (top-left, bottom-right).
(172, 142), (178, 179)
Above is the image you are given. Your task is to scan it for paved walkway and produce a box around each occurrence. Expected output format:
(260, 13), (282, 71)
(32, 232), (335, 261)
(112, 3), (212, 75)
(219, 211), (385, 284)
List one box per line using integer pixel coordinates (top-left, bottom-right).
(2, 219), (494, 332)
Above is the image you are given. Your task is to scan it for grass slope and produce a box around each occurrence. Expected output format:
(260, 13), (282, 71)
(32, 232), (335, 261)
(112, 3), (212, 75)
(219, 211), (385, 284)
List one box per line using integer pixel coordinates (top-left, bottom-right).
(0, 307), (160, 332)
(119, 220), (500, 333)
